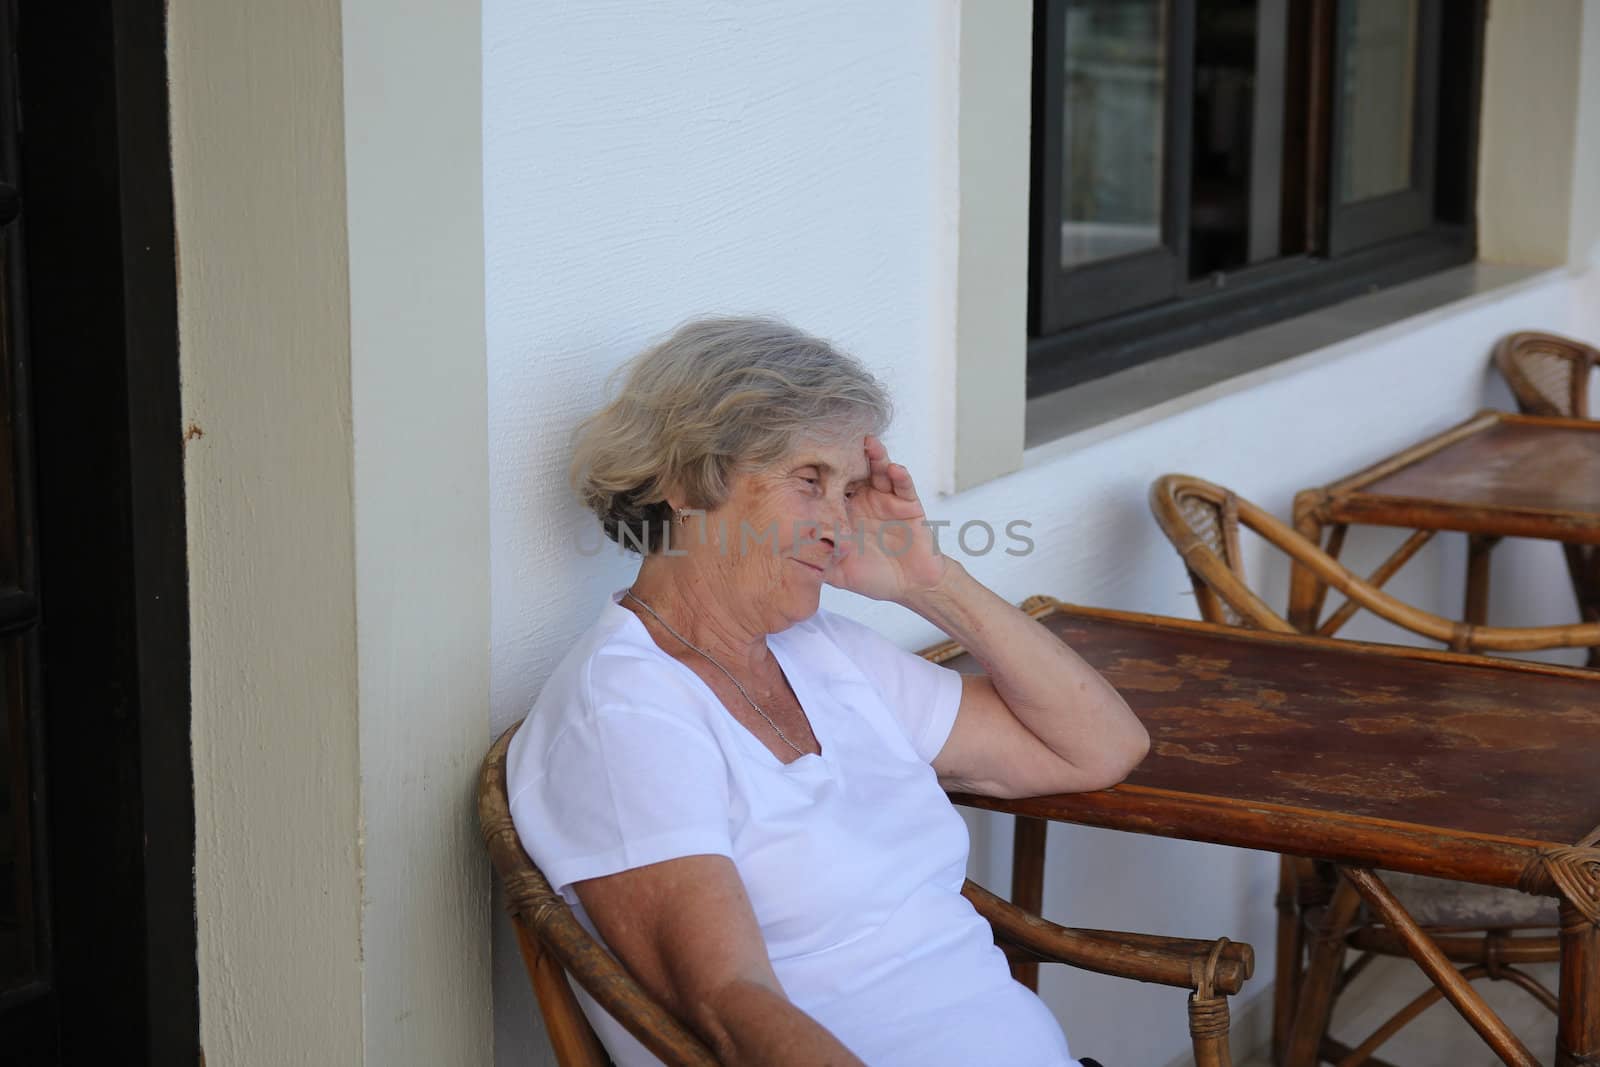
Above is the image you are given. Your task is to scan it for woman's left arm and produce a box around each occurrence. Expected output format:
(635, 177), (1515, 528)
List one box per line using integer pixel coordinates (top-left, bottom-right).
(903, 563), (1149, 798)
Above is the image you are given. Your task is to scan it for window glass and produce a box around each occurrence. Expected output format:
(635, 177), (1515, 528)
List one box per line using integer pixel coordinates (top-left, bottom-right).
(1059, 0), (1168, 268)
(1338, 0), (1419, 202)
(1190, 0), (1259, 276)
(1190, 0), (1309, 277)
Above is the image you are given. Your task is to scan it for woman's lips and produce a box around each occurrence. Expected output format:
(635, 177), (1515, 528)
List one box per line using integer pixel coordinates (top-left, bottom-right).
(792, 558), (826, 576)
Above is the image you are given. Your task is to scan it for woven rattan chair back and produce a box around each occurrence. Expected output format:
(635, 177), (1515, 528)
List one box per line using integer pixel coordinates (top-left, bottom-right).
(1493, 330), (1597, 419)
(1151, 477), (1287, 631)
(1149, 473), (1600, 655)
(479, 726), (717, 1067)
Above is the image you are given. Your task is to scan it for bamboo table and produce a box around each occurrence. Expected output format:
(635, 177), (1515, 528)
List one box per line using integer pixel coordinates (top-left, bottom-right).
(929, 599), (1600, 1067)
(1288, 411), (1600, 665)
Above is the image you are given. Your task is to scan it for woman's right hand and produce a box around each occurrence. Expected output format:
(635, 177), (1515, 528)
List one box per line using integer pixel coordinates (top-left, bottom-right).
(827, 435), (950, 605)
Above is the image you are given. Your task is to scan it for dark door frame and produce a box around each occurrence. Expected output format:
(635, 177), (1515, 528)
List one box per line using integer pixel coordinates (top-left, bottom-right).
(15, 0), (195, 1062)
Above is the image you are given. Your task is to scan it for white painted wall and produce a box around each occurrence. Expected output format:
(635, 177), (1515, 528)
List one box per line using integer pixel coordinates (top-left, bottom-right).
(485, 2), (1600, 1063)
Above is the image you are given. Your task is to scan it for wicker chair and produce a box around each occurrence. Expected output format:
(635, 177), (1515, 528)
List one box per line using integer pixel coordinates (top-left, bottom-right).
(1492, 330), (1597, 419)
(480, 721), (1255, 1067)
(1149, 473), (1597, 1067)
(1493, 330), (1600, 667)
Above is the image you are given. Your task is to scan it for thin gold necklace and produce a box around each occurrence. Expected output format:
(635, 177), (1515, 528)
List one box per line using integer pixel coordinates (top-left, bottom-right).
(624, 589), (808, 757)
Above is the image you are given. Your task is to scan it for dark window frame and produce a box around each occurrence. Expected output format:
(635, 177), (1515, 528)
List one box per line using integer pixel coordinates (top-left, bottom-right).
(1027, 0), (1485, 399)
(1325, 0), (1444, 255)
(1029, 0), (1196, 334)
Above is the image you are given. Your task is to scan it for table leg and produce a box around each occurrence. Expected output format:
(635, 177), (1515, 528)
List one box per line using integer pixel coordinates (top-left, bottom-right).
(1009, 816), (1048, 991)
(1560, 544), (1600, 669)
(1282, 878), (1361, 1067)
(1271, 856), (1304, 1065)
(1339, 866), (1539, 1066)
(1558, 900), (1600, 1066)
(1289, 492), (1328, 634)
(1464, 535), (1501, 627)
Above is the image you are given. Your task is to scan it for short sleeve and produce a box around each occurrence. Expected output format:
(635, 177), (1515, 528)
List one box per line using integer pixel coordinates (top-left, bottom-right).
(508, 703), (733, 898)
(811, 609), (964, 763)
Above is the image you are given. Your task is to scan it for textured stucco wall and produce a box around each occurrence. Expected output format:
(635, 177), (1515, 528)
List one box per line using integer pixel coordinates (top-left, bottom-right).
(484, 4), (957, 1057)
(485, 3), (1599, 1064)
(171, 0), (366, 1062)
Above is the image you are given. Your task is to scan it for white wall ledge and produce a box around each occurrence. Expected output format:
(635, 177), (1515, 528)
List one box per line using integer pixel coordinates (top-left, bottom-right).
(1022, 262), (1555, 470)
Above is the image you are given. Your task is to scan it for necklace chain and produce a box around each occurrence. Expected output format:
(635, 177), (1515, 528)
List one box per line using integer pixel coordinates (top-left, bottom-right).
(624, 589), (808, 757)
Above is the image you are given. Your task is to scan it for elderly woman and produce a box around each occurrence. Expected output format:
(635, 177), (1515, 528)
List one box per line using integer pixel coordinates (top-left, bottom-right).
(507, 317), (1148, 1067)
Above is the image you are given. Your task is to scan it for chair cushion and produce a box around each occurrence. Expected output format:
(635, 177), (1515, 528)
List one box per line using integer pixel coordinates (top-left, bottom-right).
(1381, 871), (1559, 928)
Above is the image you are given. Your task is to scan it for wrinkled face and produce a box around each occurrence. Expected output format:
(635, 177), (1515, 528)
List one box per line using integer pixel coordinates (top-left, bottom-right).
(681, 426), (871, 629)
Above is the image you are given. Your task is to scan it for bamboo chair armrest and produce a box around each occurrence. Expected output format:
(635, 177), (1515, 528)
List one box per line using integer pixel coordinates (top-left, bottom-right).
(961, 879), (1254, 996)
(480, 728), (718, 1067)
(1152, 479), (1600, 653)
(1238, 495), (1600, 652)
(508, 887), (717, 1066)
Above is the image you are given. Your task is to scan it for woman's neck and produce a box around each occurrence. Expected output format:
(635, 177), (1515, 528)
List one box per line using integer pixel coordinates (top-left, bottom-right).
(626, 556), (773, 674)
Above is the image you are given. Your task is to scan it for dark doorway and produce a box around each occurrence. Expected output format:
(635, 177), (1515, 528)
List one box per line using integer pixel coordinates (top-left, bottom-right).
(2, 0), (195, 1063)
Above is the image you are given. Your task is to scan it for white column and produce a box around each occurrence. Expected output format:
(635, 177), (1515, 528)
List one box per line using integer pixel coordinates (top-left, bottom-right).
(171, 0), (491, 1060)
(951, 0), (1033, 491)
(1477, 0), (1599, 268)
(343, 0), (492, 1062)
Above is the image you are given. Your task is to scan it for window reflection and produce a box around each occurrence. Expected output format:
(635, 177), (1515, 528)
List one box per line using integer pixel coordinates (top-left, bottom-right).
(1339, 0), (1418, 202)
(1190, 0), (1259, 276)
(1060, 0), (1167, 269)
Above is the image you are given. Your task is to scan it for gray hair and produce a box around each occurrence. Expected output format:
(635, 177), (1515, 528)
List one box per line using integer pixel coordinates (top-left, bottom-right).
(570, 316), (892, 554)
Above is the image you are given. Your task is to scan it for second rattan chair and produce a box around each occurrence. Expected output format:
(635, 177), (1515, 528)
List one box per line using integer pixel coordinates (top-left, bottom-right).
(480, 721), (1255, 1067)
(1492, 330), (1597, 419)
(1493, 330), (1600, 667)
(1149, 473), (1596, 1066)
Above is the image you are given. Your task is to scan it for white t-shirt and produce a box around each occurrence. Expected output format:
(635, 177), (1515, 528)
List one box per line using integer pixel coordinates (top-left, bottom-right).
(506, 592), (1078, 1067)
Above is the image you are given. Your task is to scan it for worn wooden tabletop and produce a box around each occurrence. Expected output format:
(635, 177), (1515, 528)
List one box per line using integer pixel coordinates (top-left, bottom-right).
(1304, 411), (1600, 543)
(943, 603), (1600, 892)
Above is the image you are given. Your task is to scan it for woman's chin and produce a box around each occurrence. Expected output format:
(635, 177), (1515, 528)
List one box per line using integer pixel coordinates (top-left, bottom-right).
(779, 577), (825, 620)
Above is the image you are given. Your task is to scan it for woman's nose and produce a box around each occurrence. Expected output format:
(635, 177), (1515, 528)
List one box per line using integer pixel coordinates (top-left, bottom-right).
(822, 496), (853, 548)
(828, 492), (853, 531)
(802, 502), (845, 548)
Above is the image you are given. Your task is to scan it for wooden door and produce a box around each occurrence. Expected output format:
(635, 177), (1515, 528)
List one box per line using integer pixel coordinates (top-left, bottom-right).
(0, 0), (58, 1056)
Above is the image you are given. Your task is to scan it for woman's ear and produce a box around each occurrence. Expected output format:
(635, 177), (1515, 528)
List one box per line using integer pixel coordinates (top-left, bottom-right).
(656, 479), (685, 516)
(660, 484), (697, 524)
